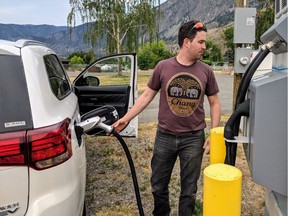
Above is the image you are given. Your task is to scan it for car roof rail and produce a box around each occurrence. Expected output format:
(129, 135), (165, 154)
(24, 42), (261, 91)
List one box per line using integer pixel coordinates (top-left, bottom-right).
(14, 39), (47, 48)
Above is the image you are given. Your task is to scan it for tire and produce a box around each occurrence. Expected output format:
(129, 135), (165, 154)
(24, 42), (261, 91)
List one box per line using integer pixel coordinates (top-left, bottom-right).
(82, 201), (86, 216)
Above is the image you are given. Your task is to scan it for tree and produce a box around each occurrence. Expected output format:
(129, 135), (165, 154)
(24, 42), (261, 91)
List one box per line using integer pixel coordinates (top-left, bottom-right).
(255, 5), (275, 48)
(68, 50), (96, 65)
(70, 56), (85, 64)
(223, 27), (234, 63)
(138, 40), (173, 70)
(202, 40), (223, 63)
(68, 0), (160, 55)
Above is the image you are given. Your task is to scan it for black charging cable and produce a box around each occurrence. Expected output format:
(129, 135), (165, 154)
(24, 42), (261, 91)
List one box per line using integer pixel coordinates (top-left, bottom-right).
(111, 129), (145, 216)
(224, 44), (272, 166)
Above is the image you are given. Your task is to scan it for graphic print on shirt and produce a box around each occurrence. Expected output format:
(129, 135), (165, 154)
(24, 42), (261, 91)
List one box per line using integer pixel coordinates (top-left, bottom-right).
(166, 72), (203, 117)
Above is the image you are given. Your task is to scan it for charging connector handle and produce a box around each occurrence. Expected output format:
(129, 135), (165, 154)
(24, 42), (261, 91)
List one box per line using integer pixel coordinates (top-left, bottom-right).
(77, 116), (114, 134)
(77, 116), (101, 132)
(97, 121), (113, 134)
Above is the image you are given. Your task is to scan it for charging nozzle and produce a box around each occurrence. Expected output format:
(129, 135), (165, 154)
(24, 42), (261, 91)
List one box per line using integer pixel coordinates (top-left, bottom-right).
(77, 116), (114, 134)
(77, 116), (101, 132)
(96, 121), (114, 134)
(79, 106), (119, 135)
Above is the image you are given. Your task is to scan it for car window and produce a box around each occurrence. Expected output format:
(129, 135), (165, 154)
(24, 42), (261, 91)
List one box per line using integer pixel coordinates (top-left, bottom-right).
(44, 55), (71, 99)
(80, 56), (133, 86)
(0, 55), (33, 132)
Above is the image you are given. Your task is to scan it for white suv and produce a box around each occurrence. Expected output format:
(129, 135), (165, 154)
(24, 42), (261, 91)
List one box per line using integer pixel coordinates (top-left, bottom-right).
(0, 39), (137, 216)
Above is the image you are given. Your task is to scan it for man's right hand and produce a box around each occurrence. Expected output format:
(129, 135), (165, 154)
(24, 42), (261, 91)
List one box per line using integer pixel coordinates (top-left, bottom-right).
(112, 118), (129, 133)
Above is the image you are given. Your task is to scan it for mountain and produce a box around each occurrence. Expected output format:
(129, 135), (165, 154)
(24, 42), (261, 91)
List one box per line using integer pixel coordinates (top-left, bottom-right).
(158, 0), (235, 43)
(0, 24), (66, 40)
(0, 23), (96, 57)
(0, 0), (258, 57)
(157, 0), (237, 53)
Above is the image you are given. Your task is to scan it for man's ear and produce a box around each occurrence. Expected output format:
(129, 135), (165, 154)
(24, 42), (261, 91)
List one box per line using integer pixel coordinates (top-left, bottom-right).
(183, 38), (191, 48)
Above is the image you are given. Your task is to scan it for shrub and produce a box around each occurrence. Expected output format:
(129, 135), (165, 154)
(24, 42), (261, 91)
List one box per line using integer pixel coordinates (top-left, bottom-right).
(70, 56), (85, 64)
(138, 40), (173, 70)
(201, 59), (213, 66)
(68, 50), (96, 65)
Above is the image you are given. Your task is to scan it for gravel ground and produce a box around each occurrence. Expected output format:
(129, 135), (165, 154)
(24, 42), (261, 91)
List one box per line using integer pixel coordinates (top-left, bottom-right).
(84, 121), (265, 216)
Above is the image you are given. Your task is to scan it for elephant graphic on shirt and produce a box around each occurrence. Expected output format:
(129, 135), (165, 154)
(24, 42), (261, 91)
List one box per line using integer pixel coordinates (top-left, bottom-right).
(186, 88), (199, 98)
(170, 86), (183, 96)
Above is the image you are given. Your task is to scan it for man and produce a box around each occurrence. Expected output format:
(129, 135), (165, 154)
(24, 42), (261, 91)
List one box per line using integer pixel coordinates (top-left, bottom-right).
(113, 20), (221, 216)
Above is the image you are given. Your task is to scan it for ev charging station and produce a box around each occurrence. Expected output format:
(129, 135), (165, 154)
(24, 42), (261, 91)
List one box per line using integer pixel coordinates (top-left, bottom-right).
(224, 1), (287, 215)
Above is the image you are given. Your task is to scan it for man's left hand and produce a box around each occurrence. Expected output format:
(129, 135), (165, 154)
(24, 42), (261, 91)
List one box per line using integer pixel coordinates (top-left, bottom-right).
(203, 136), (210, 155)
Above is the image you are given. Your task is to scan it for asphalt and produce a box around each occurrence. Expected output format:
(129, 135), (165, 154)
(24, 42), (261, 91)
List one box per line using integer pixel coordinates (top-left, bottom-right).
(139, 73), (233, 123)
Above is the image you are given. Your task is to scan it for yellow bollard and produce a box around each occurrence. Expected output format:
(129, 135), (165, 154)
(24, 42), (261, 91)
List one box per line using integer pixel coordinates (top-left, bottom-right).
(203, 163), (242, 216)
(209, 127), (225, 164)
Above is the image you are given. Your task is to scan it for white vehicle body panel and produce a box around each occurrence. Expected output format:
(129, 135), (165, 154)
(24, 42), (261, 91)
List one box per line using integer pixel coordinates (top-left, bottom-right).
(0, 39), (138, 216)
(0, 40), (85, 216)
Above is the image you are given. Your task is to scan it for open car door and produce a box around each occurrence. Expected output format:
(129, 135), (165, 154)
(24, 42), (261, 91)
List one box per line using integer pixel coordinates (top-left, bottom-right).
(73, 53), (138, 137)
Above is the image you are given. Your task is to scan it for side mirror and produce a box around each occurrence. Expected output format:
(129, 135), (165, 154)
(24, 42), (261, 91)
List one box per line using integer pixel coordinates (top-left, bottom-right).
(74, 76), (100, 87)
(85, 76), (100, 86)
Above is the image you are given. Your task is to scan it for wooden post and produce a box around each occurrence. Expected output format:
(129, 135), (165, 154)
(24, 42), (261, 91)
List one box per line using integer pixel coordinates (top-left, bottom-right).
(232, 0), (244, 110)
(233, 73), (242, 109)
(236, 0), (244, 7)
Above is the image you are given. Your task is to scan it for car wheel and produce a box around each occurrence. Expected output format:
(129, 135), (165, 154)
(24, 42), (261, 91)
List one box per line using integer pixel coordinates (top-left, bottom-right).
(82, 201), (86, 216)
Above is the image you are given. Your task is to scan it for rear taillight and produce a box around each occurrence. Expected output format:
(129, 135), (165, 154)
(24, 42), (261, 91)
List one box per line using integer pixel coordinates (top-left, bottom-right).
(0, 131), (26, 165)
(27, 118), (72, 170)
(0, 119), (72, 170)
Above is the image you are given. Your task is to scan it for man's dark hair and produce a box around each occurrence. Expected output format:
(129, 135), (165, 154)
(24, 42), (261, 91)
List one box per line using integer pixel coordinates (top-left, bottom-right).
(178, 20), (207, 48)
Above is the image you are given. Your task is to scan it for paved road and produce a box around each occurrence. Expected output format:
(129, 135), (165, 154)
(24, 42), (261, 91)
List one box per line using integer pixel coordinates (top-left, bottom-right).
(139, 73), (233, 123)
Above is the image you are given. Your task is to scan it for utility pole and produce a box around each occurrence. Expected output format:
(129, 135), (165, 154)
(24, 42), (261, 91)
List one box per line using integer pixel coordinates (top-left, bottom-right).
(236, 0), (244, 6)
(232, 0), (256, 109)
(233, 0), (244, 110)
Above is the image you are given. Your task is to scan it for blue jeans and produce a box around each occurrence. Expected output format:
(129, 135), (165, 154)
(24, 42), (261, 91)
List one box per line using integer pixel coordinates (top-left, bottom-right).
(151, 129), (205, 216)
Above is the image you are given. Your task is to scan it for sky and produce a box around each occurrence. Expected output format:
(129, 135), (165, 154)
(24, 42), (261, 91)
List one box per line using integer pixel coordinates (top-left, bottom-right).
(0, 0), (167, 27)
(0, 0), (75, 26)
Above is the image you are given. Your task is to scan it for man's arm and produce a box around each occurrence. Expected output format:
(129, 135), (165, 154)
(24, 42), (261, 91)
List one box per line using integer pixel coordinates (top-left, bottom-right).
(113, 86), (158, 133)
(203, 93), (221, 154)
(208, 94), (221, 129)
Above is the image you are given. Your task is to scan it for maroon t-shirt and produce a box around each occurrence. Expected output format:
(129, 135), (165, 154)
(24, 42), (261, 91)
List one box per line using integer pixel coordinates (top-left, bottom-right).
(147, 57), (219, 134)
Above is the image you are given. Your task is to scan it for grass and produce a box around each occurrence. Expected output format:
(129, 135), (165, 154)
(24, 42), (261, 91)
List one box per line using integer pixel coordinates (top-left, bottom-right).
(85, 123), (265, 216)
